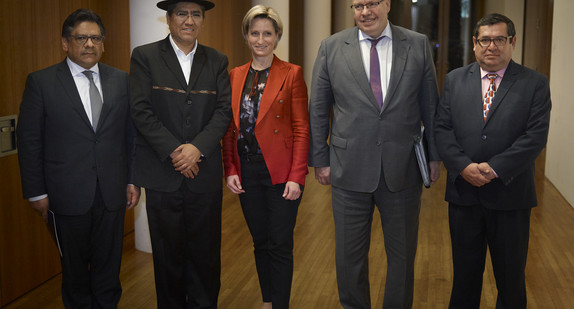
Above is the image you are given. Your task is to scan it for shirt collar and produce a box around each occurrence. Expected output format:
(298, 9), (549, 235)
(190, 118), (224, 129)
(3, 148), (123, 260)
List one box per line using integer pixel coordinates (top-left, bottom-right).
(66, 57), (99, 77)
(169, 34), (197, 57)
(480, 66), (507, 79)
(358, 21), (393, 42)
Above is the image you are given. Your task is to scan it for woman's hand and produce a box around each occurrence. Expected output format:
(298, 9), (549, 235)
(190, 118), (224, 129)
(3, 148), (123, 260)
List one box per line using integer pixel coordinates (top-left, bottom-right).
(226, 175), (245, 194)
(282, 181), (302, 200)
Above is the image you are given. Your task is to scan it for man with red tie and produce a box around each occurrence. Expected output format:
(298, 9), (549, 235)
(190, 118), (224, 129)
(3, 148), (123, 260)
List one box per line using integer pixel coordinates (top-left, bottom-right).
(435, 13), (552, 308)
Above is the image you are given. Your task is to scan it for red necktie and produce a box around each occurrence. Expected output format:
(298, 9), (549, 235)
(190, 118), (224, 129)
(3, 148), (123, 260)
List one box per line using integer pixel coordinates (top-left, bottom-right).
(483, 73), (498, 121)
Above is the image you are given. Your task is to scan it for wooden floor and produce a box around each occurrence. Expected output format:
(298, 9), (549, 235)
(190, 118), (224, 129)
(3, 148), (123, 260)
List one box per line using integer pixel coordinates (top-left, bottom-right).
(5, 167), (574, 308)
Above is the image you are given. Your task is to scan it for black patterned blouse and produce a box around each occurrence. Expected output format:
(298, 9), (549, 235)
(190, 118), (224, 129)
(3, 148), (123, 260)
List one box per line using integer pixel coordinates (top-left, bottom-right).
(238, 66), (270, 155)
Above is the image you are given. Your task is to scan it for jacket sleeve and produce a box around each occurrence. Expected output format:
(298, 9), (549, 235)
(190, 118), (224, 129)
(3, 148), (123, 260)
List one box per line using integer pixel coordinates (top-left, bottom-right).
(308, 40), (335, 168)
(17, 73), (47, 198)
(222, 68), (238, 178)
(418, 36), (440, 162)
(287, 65), (310, 185)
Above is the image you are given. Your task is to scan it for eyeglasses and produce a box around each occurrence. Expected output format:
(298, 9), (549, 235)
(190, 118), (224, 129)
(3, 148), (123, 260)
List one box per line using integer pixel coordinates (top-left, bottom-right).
(351, 1), (383, 12)
(69, 35), (105, 45)
(174, 11), (203, 20)
(476, 36), (513, 47)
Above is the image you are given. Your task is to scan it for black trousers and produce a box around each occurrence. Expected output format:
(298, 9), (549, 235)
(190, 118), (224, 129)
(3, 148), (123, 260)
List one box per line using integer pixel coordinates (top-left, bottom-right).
(55, 184), (125, 309)
(448, 203), (531, 309)
(146, 183), (222, 309)
(239, 156), (301, 309)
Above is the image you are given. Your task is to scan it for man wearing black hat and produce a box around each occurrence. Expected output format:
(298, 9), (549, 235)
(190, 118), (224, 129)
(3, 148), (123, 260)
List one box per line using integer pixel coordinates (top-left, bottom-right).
(129, 0), (231, 308)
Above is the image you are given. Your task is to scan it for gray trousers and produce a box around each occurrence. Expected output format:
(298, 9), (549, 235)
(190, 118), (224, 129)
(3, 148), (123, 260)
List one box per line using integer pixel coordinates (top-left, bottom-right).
(332, 176), (422, 309)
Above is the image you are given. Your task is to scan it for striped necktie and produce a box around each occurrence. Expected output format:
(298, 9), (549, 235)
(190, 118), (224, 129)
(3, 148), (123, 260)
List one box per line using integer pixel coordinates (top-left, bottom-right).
(483, 73), (498, 121)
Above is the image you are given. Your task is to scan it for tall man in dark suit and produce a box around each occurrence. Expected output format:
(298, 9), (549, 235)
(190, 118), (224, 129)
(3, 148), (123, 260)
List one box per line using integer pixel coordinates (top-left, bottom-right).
(308, 0), (441, 307)
(17, 9), (140, 308)
(129, 0), (231, 308)
(435, 13), (551, 308)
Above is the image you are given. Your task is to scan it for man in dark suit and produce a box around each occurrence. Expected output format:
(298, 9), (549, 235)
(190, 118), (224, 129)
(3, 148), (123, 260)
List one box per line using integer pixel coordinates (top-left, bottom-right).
(308, 0), (441, 307)
(17, 9), (140, 308)
(129, 0), (231, 307)
(435, 13), (551, 308)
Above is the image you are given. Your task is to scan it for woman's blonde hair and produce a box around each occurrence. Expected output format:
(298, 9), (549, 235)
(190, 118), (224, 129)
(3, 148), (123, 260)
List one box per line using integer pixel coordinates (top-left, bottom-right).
(242, 5), (283, 49)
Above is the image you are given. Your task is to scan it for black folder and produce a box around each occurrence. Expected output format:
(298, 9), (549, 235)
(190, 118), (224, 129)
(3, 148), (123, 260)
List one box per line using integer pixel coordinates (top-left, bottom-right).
(47, 210), (63, 257)
(414, 126), (431, 188)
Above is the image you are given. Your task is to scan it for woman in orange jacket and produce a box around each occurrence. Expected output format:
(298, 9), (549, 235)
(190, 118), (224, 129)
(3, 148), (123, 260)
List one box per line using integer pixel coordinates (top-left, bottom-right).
(221, 5), (309, 309)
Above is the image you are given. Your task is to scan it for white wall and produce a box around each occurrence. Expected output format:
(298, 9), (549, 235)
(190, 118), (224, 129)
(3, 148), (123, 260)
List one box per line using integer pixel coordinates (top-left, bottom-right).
(546, 0), (574, 207)
(303, 0), (332, 85)
(130, 0), (170, 51)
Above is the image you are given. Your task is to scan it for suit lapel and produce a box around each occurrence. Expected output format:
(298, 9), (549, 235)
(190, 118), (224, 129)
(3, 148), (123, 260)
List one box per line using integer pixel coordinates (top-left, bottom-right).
(468, 63), (487, 127)
(160, 37), (188, 91)
(257, 56), (288, 125)
(342, 28), (379, 110)
(97, 64), (113, 132)
(383, 24), (409, 114)
(485, 60), (519, 124)
(188, 44), (206, 92)
(56, 60), (93, 130)
(231, 62), (250, 129)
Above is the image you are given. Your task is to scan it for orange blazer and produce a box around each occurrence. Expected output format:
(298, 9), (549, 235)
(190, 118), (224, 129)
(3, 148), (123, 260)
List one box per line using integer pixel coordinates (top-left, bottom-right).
(222, 55), (309, 186)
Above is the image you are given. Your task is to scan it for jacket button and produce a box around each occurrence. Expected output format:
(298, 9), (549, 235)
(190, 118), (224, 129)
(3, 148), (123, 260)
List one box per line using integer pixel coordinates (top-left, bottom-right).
(187, 100), (192, 105)
(274, 130), (279, 133)
(481, 135), (487, 141)
(279, 100), (284, 104)
(276, 115), (281, 119)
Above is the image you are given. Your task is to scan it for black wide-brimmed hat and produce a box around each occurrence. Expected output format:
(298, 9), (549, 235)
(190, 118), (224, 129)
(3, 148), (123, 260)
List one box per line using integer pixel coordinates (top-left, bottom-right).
(157, 0), (215, 11)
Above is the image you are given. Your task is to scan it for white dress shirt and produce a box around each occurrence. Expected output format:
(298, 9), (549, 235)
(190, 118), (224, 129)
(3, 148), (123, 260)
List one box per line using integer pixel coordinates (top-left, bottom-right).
(358, 22), (393, 102)
(169, 34), (198, 84)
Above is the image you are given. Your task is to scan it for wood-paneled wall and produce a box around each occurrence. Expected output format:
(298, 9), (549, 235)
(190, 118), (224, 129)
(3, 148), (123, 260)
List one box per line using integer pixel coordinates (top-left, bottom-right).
(0, 0), (251, 306)
(199, 0), (253, 69)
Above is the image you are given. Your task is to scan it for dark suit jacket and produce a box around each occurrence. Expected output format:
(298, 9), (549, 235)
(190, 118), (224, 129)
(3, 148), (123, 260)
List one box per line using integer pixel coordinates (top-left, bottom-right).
(435, 60), (551, 210)
(130, 36), (232, 193)
(17, 60), (134, 215)
(309, 24), (440, 193)
(222, 56), (309, 186)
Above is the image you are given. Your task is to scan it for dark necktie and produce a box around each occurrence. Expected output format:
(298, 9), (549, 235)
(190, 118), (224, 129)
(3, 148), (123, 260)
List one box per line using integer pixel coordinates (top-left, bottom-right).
(483, 73), (498, 121)
(369, 37), (384, 109)
(82, 70), (103, 131)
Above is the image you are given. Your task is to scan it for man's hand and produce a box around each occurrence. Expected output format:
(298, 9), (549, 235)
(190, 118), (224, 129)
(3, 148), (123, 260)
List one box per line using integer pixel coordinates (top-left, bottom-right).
(461, 163), (491, 187)
(30, 197), (49, 223)
(226, 175), (245, 194)
(126, 185), (141, 210)
(477, 162), (497, 181)
(315, 166), (331, 185)
(170, 143), (202, 178)
(283, 181), (302, 200)
(429, 161), (442, 186)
